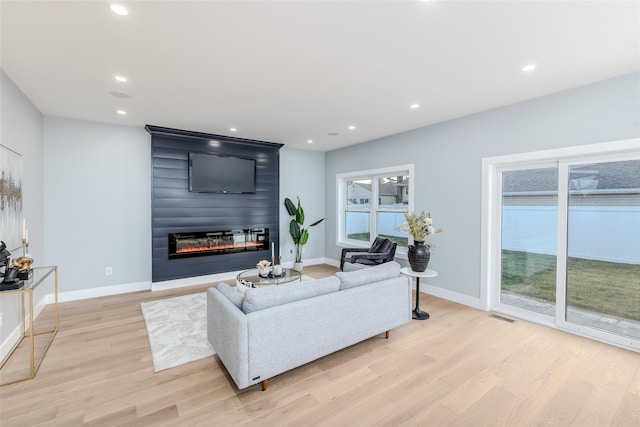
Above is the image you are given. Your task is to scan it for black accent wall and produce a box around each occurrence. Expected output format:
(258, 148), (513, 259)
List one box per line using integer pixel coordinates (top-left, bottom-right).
(146, 125), (284, 282)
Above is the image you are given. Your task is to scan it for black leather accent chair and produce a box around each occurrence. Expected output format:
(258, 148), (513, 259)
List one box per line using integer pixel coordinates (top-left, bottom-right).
(340, 236), (397, 271)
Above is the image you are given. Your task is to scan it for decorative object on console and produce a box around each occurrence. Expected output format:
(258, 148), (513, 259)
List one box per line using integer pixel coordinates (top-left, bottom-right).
(397, 210), (442, 272)
(284, 197), (325, 272)
(0, 267), (22, 290)
(0, 241), (11, 277)
(12, 256), (34, 280)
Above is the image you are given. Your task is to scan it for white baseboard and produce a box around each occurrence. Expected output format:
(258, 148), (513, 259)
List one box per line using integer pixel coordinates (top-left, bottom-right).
(54, 281), (152, 304)
(323, 257), (340, 268)
(0, 293), (49, 363)
(420, 284), (484, 310)
(0, 322), (23, 363)
(151, 272), (239, 292)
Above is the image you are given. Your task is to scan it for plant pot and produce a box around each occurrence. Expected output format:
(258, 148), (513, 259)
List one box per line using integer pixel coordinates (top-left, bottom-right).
(408, 241), (431, 272)
(258, 268), (270, 277)
(293, 262), (304, 272)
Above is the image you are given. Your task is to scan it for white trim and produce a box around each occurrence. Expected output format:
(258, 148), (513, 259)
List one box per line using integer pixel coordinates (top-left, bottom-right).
(0, 293), (49, 362)
(152, 272), (237, 292)
(55, 281), (152, 303)
(0, 323), (23, 363)
(482, 138), (640, 165)
(420, 284), (484, 310)
(480, 157), (495, 311)
(322, 257), (340, 268)
(555, 159), (570, 329)
(336, 164), (414, 248)
(336, 164), (415, 180)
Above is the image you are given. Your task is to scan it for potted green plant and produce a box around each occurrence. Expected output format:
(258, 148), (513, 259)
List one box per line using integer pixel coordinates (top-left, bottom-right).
(284, 197), (324, 272)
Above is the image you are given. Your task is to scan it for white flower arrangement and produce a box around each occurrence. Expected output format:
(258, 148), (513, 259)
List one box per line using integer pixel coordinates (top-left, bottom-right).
(397, 210), (442, 247)
(256, 260), (271, 269)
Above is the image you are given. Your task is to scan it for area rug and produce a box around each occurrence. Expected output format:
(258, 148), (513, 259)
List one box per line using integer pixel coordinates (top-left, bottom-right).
(140, 292), (214, 372)
(141, 276), (315, 372)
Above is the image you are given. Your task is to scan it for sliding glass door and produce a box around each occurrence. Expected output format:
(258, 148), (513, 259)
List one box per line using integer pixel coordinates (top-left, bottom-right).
(558, 158), (640, 342)
(488, 144), (640, 350)
(499, 166), (558, 319)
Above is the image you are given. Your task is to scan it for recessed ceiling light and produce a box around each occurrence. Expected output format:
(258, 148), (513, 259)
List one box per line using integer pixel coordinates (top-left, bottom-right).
(410, 103), (420, 109)
(110, 4), (128, 16)
(522, 64), (537, 72)
(307, 139), (313, 144)
(114, 75), (127, 82)
(110, 91), (131, 98)
(116, 110), (127, 115)
(348, 125), (356, 130)
(229, 128), (237, 132)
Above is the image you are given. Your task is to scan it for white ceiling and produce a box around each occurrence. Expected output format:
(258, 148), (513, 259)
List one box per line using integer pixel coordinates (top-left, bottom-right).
(1, 1), (639, 151)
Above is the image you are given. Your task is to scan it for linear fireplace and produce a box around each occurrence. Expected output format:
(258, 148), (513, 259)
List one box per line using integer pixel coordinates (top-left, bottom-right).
(168, 228), (269, 260)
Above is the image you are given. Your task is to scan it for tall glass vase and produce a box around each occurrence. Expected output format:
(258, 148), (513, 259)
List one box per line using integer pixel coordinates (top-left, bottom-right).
(408, 240), (431, 272)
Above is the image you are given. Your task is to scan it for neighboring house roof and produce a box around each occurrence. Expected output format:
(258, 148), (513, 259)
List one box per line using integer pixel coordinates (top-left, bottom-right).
(349, 180), (407, 197)
(503, 160), (640, 194)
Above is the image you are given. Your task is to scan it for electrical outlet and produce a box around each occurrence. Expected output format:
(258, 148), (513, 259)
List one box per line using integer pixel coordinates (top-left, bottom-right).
(105, 267), (113, 276)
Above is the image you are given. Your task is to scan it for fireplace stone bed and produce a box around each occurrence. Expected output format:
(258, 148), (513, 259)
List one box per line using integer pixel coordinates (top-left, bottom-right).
(168, 228), (269, 260)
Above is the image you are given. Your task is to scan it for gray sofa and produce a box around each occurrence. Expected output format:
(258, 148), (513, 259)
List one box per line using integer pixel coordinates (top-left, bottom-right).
(207, 261), (411, 390)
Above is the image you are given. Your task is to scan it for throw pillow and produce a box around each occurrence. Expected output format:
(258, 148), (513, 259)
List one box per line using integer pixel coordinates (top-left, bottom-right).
(217, 282), (244, 309)
(241, 276), (340, 313)
(335, 261), (401, 290)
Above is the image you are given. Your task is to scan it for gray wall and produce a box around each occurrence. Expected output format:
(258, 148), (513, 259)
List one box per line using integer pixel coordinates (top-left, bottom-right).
(0, 70), (44, 347)
(43, 117), (152, 292)
(279, 147), (326, 265)
(325, 72), (640, 299)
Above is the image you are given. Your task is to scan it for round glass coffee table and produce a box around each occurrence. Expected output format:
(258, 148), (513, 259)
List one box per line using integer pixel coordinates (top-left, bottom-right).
(237, 268), (302, 287)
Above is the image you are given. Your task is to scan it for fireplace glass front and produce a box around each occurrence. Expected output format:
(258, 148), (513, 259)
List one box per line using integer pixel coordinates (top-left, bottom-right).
(168, 228), (269, 259)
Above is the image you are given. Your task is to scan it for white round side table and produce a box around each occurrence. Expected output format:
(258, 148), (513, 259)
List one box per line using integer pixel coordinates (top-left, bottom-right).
(400, 267), (438, 320)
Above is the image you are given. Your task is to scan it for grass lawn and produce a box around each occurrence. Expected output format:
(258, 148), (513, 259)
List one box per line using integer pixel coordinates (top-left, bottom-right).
(502, 250), (640, 321)
(346, 233), (408, 246)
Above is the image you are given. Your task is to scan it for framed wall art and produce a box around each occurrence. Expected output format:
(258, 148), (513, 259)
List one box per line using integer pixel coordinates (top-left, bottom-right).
(0, 144), (23, 252)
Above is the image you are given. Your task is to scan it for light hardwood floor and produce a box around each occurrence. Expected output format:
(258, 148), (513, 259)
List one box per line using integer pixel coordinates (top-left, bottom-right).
(1, 264), (638, 426)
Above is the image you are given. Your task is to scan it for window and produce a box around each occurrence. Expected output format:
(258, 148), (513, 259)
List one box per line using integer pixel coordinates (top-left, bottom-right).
(337, 165), (414, 250)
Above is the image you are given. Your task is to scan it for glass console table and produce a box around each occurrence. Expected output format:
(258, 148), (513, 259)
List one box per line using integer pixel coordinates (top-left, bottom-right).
(0, 266), (59, 387)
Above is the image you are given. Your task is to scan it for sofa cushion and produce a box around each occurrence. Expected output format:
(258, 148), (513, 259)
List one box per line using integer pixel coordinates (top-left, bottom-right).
(242, 276), (340, 314)
(341, 262), (369, 272)
(335, 261), (401, 290)
(217, 282), (244, 309)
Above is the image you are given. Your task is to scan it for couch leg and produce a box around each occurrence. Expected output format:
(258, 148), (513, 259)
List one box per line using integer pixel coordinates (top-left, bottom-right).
(261, 379), (268, 391)
(385, 330), (390, 339)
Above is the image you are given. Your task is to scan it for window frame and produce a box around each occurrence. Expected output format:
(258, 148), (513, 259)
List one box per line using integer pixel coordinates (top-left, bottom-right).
(336, 164), (414, 256)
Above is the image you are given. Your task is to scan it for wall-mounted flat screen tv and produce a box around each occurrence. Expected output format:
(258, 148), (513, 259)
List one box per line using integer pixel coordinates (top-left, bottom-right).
(189, 152), (256, 194)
